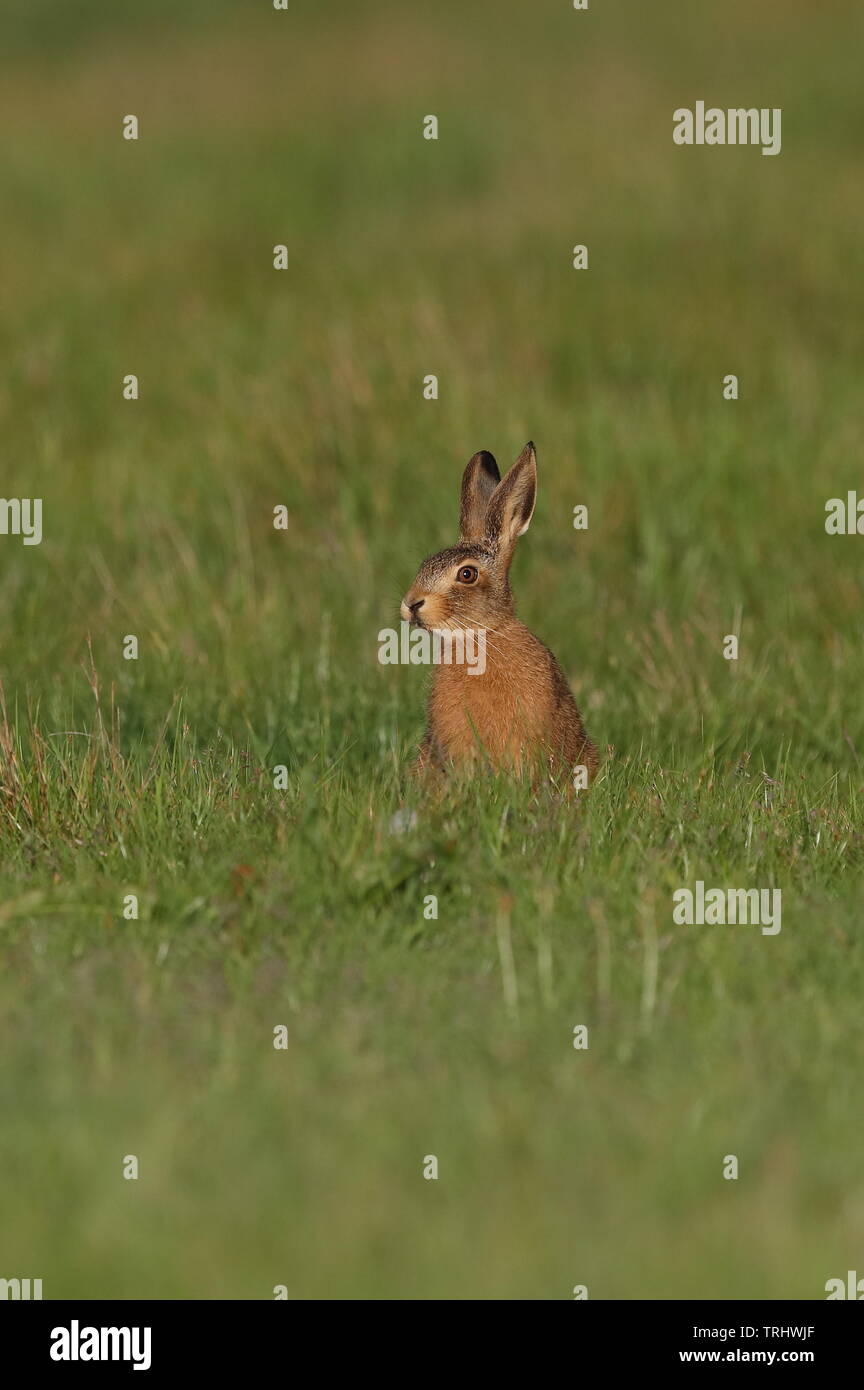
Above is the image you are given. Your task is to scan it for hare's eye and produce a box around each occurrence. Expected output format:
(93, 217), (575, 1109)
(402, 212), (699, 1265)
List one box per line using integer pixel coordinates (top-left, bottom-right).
(456, 565), (478, 584)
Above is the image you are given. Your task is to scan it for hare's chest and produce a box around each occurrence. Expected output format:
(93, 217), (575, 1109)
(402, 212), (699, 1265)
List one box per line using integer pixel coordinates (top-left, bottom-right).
(429, 663), (550, 766)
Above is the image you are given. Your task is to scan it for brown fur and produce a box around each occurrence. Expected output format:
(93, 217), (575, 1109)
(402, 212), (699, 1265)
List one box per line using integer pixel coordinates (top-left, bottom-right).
(401, 442), (598, 787)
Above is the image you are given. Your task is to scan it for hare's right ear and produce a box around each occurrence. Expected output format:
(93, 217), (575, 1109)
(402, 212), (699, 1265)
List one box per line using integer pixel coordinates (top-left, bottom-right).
(459, 450), (500, 542)
(484, 442), (537, 566)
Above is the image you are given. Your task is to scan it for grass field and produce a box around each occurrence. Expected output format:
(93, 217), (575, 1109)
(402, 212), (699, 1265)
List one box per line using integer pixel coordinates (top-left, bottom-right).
(2, 0), (864, 1299)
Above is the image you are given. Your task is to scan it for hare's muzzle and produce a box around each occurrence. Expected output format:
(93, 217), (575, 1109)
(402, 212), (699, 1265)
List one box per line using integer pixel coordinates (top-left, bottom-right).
(401, 596), (426, 626)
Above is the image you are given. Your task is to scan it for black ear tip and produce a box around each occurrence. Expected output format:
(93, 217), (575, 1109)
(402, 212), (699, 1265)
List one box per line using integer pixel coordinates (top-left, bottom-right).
(518, 441), (537, 471)
(470, 449), (500, 480)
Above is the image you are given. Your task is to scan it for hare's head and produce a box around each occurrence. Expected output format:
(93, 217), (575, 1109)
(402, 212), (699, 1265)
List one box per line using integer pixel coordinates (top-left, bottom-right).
(401, 442), (537, 631)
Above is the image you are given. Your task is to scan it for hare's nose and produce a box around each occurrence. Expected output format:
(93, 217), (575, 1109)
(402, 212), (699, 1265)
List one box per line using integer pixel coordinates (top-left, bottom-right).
(401, 597), (425, 623)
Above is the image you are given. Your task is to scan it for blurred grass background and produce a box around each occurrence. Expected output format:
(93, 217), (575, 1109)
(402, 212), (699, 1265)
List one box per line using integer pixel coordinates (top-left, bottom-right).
(1, 0), (863, 1298)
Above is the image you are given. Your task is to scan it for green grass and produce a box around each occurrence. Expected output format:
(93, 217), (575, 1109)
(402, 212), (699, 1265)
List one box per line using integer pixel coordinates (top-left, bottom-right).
(1, 0), (864, 1299)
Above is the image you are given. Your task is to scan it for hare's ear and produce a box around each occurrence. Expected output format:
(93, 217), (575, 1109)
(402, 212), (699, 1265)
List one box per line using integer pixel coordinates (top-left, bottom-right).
(485, 442), (537, 562)
(459, 450), (500, 542)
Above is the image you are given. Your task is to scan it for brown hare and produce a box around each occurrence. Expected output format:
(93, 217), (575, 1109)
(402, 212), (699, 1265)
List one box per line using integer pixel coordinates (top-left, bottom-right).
(401, 442), (598, 787)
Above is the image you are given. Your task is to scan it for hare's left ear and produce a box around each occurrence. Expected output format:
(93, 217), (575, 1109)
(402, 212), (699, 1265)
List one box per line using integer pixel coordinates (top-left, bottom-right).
(459, 450), (501, 541)
(484, 442), (537, 561)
